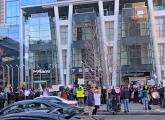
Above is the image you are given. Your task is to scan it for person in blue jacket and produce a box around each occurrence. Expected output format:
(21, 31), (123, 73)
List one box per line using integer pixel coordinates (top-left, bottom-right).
(86, 86), (95, 116)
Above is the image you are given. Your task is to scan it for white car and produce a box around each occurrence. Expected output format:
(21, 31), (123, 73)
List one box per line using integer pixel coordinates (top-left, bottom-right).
(35, 96), (78, 107)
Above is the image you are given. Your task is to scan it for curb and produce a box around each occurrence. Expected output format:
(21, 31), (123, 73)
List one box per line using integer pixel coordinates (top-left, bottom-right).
(97, 111), (165, 115)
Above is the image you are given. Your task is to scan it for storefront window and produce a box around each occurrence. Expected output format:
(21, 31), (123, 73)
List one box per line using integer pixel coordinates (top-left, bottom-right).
(153, 0), (165, 10)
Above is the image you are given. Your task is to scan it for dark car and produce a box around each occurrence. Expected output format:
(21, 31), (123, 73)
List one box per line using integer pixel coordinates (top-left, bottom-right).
(0, 100), (77, 116)
(34, 97), (84, 114)
(0, 110), (81, 120)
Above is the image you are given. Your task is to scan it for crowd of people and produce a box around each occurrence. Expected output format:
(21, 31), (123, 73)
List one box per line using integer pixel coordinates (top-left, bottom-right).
(0, 82), (165, 116)
(107, 83), (165, 113)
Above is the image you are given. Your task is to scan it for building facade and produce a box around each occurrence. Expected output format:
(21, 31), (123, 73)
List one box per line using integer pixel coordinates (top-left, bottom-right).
(0, 0), (20, 88)
(19, 0), (165, 88)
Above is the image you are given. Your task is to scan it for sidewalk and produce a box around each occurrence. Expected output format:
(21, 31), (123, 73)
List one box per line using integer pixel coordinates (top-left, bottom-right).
(97, 103), (165, 115)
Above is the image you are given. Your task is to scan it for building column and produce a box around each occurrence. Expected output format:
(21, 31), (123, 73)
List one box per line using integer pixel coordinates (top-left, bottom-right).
(66, 4), (73, 86)
(19, 9), (24, 87)
(148, 0), (161, 84)
(54, 6), (64, 85)
(112, 0), (119, 87)
(98, 1), (109, 87)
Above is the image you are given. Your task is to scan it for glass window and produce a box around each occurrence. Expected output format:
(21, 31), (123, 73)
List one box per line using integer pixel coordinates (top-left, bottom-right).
(153, 0), (165, 10)
(158, 44), (164, 65)
(21, 0), (57, 6)
(28, 13), (52, 44)
(62, 50), (67, 69)
(3, 105), (26, 115)
(105, 22), (114, 41)
(128, 45), (141, 64)
(6, 0), (19, 25)
(107, 47), (113, 66)
(27, 103), (49, 110)
(60, 26), (68, 45)
(72, 49), (82, 67)
(156, 17), (165, 38)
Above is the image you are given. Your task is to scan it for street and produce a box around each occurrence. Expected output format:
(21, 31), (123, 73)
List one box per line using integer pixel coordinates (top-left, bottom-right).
(81, 115), (165, 120)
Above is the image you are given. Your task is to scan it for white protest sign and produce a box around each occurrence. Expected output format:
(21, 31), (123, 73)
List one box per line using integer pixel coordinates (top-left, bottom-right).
(148, 79), (156, 86)
(24, 90), (30, 96)
(78, 78), (85, 85)
(52, 85), (60, 91)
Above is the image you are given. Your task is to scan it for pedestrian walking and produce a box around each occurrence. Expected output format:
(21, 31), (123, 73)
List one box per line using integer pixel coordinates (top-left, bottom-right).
(121, 86), (130, 112)
(85, 86), (95, 116)
(92, 87), (101, 115)
(141, 86), (149, 110)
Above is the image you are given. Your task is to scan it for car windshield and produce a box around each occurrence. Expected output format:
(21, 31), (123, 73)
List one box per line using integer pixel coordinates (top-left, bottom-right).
(54, 102), (70, 107)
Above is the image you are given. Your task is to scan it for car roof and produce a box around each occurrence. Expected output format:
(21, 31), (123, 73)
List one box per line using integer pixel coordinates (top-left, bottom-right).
(2, 100), (53, 110)
(35, 96), (61, 99)
(0, 111), (64, 120)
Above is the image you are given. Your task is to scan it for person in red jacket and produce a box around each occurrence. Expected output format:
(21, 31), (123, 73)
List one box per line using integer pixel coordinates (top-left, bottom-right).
(61, 90), (69, 99)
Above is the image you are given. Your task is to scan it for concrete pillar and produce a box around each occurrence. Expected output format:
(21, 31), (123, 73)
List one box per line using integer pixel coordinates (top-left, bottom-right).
(19, 9), (24, 86)
(148, 0), (161, 84)
(54, 6), (64, 85)
(112, 0), (119, 87)
(98, 1), (109, 87)
(66, 4), (73, 85)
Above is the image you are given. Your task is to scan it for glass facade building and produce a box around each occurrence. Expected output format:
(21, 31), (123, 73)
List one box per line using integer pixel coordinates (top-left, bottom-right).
(9, 0), (164, 88)
(0, 0), (20, 88)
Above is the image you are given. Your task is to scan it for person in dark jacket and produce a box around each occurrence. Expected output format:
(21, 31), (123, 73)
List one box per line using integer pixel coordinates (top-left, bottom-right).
(86, 86), (95, 116)
(121, 86), (130, 112)
(141, 86), (149, 110)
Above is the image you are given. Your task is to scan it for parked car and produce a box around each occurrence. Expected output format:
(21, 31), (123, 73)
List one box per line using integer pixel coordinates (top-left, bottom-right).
(35, 96), (78, 107)
(0, 100), (77, 116)
(0, 110), (81, 120)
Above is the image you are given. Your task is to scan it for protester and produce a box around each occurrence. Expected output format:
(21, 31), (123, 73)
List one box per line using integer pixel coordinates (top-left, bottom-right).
(76, 85), (85, 107)
(61, 89), (69, 99)
(141, 86), (149, 110)
(86, 86), (95, 116)
(0, 87), (8, 109)
(92, 87), (101, 115)
(121, 86), (130, 112)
